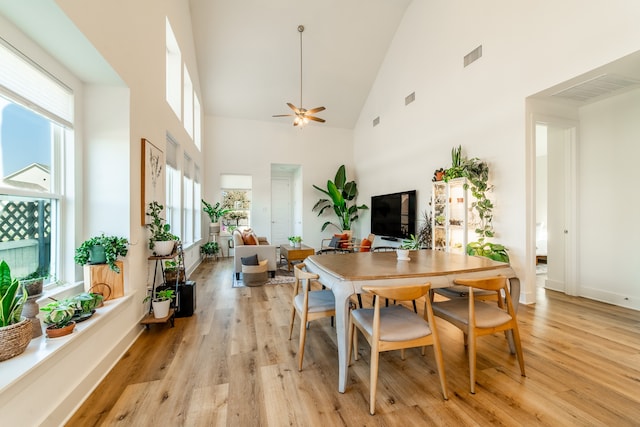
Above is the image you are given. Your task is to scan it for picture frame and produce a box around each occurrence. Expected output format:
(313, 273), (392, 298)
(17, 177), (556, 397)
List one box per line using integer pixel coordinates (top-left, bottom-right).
(141, 138), (164, 225)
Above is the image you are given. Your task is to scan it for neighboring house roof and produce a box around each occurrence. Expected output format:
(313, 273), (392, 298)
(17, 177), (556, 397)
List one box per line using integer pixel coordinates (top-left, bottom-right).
(3, 163), (50, 192)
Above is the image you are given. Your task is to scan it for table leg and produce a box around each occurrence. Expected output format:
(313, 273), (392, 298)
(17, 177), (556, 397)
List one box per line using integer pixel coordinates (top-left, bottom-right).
(333, 286), (353, 393)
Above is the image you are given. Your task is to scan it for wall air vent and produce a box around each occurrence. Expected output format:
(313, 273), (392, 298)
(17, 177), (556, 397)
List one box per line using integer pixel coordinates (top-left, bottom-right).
(373, 116), (380, 127)
(405, 91), (415, 105)
(551, 73), (640, 103)
(464, 45), (482, 67)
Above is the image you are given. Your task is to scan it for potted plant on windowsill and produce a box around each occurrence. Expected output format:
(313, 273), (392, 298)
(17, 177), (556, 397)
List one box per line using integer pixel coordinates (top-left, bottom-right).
(146, 201), (179, 256)
(202, 199), (230, 234)
(144, 288), (175, 319)
(74, 234), (129, 273)
(40, 299), (77, 338)
(0, 260), (31, 361)
(18, 266), (50, 297)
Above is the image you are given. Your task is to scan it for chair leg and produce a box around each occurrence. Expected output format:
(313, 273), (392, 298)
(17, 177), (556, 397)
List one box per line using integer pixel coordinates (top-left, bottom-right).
(469, 334), (477, 394)
(357, 294), (363, 308)
(412, 300), (417, 313)
(298, 313), (308, 371)
(288, 307), (296, 340)
(369, 347), (380, 415)
(431, 334), (449, 400)
(400, 348), (406, 360)
(511, 325), (526, 377)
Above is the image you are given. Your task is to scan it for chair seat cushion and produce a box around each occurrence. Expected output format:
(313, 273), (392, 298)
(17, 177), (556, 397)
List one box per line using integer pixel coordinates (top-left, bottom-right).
(433, 299), (512, 328)
(294, 289), (335, 313)
(352, 305), (432, 341)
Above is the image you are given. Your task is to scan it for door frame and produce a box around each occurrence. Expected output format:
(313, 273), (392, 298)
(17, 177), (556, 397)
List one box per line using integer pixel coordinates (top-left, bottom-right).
(529, 114), (578, 298)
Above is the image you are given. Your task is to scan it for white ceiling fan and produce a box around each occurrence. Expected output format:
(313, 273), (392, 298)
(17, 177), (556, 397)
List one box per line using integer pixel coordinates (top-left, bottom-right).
(273, 25), (326, 126)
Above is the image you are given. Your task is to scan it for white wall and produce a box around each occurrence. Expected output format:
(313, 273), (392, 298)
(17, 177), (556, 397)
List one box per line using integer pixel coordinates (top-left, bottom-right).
(204, 116), (354, 250)
(353, 0), (640, 304)
(578, 88), (640, 309)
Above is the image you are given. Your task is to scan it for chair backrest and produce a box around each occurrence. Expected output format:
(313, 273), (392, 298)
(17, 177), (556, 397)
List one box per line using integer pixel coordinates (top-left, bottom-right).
(293, 262), (319, 296)
(453, 276), (515, 322)
(363, 283), (430, 303)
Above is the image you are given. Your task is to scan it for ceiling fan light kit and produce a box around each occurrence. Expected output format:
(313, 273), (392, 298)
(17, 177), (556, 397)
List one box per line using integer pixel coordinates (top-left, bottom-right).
(272, 25), (326, 127)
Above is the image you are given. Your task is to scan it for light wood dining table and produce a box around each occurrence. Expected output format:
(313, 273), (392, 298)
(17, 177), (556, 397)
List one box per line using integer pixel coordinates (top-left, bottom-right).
(304, 249), (520, 393)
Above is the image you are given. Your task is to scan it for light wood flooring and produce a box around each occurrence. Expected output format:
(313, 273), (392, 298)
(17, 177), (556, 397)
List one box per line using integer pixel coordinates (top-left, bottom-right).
(67, 258), (640, 426)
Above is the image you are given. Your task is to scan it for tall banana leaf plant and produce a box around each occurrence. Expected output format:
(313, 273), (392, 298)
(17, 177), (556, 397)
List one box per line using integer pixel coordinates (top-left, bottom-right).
(313, 165), (368, 232)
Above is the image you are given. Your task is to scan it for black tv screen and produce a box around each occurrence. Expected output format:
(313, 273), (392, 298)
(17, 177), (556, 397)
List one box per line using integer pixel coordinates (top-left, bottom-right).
(370, 190), (416, 240)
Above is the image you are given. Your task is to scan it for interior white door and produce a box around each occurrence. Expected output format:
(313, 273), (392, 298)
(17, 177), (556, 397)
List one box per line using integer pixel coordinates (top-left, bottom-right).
(544, 123), (577, 295)
(271, 178), (292, 246)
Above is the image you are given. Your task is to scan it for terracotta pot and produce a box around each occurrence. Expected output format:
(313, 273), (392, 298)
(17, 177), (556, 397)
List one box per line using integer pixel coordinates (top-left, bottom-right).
(46, 321), (76, 339)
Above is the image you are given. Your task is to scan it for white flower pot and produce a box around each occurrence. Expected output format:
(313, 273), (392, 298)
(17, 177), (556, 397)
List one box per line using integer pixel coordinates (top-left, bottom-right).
(152, 299), (171, 319)
(396, 249), (410, 261)
(153, 240), (175, 256)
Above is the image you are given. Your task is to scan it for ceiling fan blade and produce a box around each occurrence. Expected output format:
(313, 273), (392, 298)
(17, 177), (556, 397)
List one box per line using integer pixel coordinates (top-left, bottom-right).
(272, 114), (293, 117)
(306, 106), (325, 114)
(287, 103), (300, 113)
(306, 115), (326, 123)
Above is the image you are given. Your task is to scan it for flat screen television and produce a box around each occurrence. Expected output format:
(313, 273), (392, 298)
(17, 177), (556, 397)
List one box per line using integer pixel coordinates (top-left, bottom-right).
(370, 190), (416, 240)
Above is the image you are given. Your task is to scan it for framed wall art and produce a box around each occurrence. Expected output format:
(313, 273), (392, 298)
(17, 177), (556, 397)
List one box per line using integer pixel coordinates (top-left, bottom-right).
(141, 138), (164, 225)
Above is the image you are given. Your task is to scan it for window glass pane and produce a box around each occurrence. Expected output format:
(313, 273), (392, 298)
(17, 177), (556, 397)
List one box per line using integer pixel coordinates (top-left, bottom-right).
(0, 195), (54, 281)
(165, 165), (181, 239)
(221, 189), (251, 234)
(0, 95), (54, 193)
(183, 175), (193, 245)
(194, 95), (201, 150)
(165, 18), (181, 120)
(183, 66), (193, 139)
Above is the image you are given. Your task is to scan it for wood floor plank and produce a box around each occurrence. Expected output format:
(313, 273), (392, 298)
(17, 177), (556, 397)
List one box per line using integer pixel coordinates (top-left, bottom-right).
(66, 258), (640, 426)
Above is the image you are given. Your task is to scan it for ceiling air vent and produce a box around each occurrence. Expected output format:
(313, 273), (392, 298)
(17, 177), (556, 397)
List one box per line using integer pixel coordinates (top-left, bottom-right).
(405, 91), (415, 105)
(551, 73), (640, 103)
(464, 45), (482, 67)
(373, 116), (380, 127)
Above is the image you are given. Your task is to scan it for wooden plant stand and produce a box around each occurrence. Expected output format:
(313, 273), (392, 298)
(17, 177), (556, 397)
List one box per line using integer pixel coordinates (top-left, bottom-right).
(140, 309), (175, 329)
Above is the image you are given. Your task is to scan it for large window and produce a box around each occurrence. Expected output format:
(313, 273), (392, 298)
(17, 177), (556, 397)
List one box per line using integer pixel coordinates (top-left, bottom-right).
(165, 134), (181, 238)
(182, 154), (193, 245)
(0, 39), (72, 283)
(165, 18), (181, 120)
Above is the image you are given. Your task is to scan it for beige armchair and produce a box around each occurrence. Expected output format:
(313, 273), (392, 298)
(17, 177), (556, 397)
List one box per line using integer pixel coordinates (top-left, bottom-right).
(232, 229), (278, 280)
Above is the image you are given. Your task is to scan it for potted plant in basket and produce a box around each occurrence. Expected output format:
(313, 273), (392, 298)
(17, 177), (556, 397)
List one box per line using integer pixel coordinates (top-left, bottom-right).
(146, 201), (179, 256)
(74, 233), (129, 273)
(202, 199), (230, 234)
(40, 299), (77, 338)
(143, 288), (175, 319)
(0, 260), (31, 361)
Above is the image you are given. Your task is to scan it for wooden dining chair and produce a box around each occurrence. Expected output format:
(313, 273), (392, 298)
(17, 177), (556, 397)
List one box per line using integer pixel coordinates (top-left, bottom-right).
(349, 283), (448, 415)
(432, 276), (525, 394)
(289, 263), (336, 371)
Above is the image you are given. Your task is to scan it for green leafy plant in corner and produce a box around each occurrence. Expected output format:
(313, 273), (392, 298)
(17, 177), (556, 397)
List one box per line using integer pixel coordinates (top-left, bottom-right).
(202, 199), (230, 223)
(0, 260), (27, 327)
(74, 234), (129, 273)
(312, 165), (368, 232)
(146, 201), (179, 250)
(200, 241), (220, 255)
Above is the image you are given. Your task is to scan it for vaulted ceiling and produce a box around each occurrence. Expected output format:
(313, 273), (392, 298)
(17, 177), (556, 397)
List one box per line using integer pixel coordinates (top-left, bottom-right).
(188, 0), (412, 129)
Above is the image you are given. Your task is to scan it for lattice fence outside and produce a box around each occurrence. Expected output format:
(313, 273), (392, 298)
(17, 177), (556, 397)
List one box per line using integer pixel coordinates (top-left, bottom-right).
(0, 200), (51, 242)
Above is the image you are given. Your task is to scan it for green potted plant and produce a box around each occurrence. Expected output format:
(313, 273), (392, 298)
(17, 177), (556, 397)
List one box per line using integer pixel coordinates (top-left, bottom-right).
(0, 260), (31, 361)
(40, 299), (77, 338)
(143, 288), (175, 319)
(200, 241), (220, 257)
(312, 164), (368, 232)
(163, 259), (185, 283)
(18, 266), (49, 297)
(466, 241), (510, 263)
(146, 201), (179, 256)
(288, 236), (302, 248)
(202, 199), (230, 233)
(401, 234), (421, 250)
(74, 233), (129, 273)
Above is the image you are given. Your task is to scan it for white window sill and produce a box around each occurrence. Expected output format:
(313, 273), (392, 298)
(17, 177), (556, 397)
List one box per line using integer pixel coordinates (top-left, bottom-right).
(0, 294), (132, 394)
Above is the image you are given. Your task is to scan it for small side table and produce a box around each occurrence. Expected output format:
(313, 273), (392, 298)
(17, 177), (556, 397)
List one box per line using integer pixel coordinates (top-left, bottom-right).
(280, 244), (315, 271)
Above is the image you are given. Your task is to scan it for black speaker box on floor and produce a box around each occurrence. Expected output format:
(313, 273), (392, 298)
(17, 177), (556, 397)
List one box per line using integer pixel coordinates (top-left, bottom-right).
(158, 280), (196, 317)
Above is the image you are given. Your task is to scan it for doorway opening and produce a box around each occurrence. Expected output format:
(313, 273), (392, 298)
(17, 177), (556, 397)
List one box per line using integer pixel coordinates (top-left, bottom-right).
(270, 164), (302, 247)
